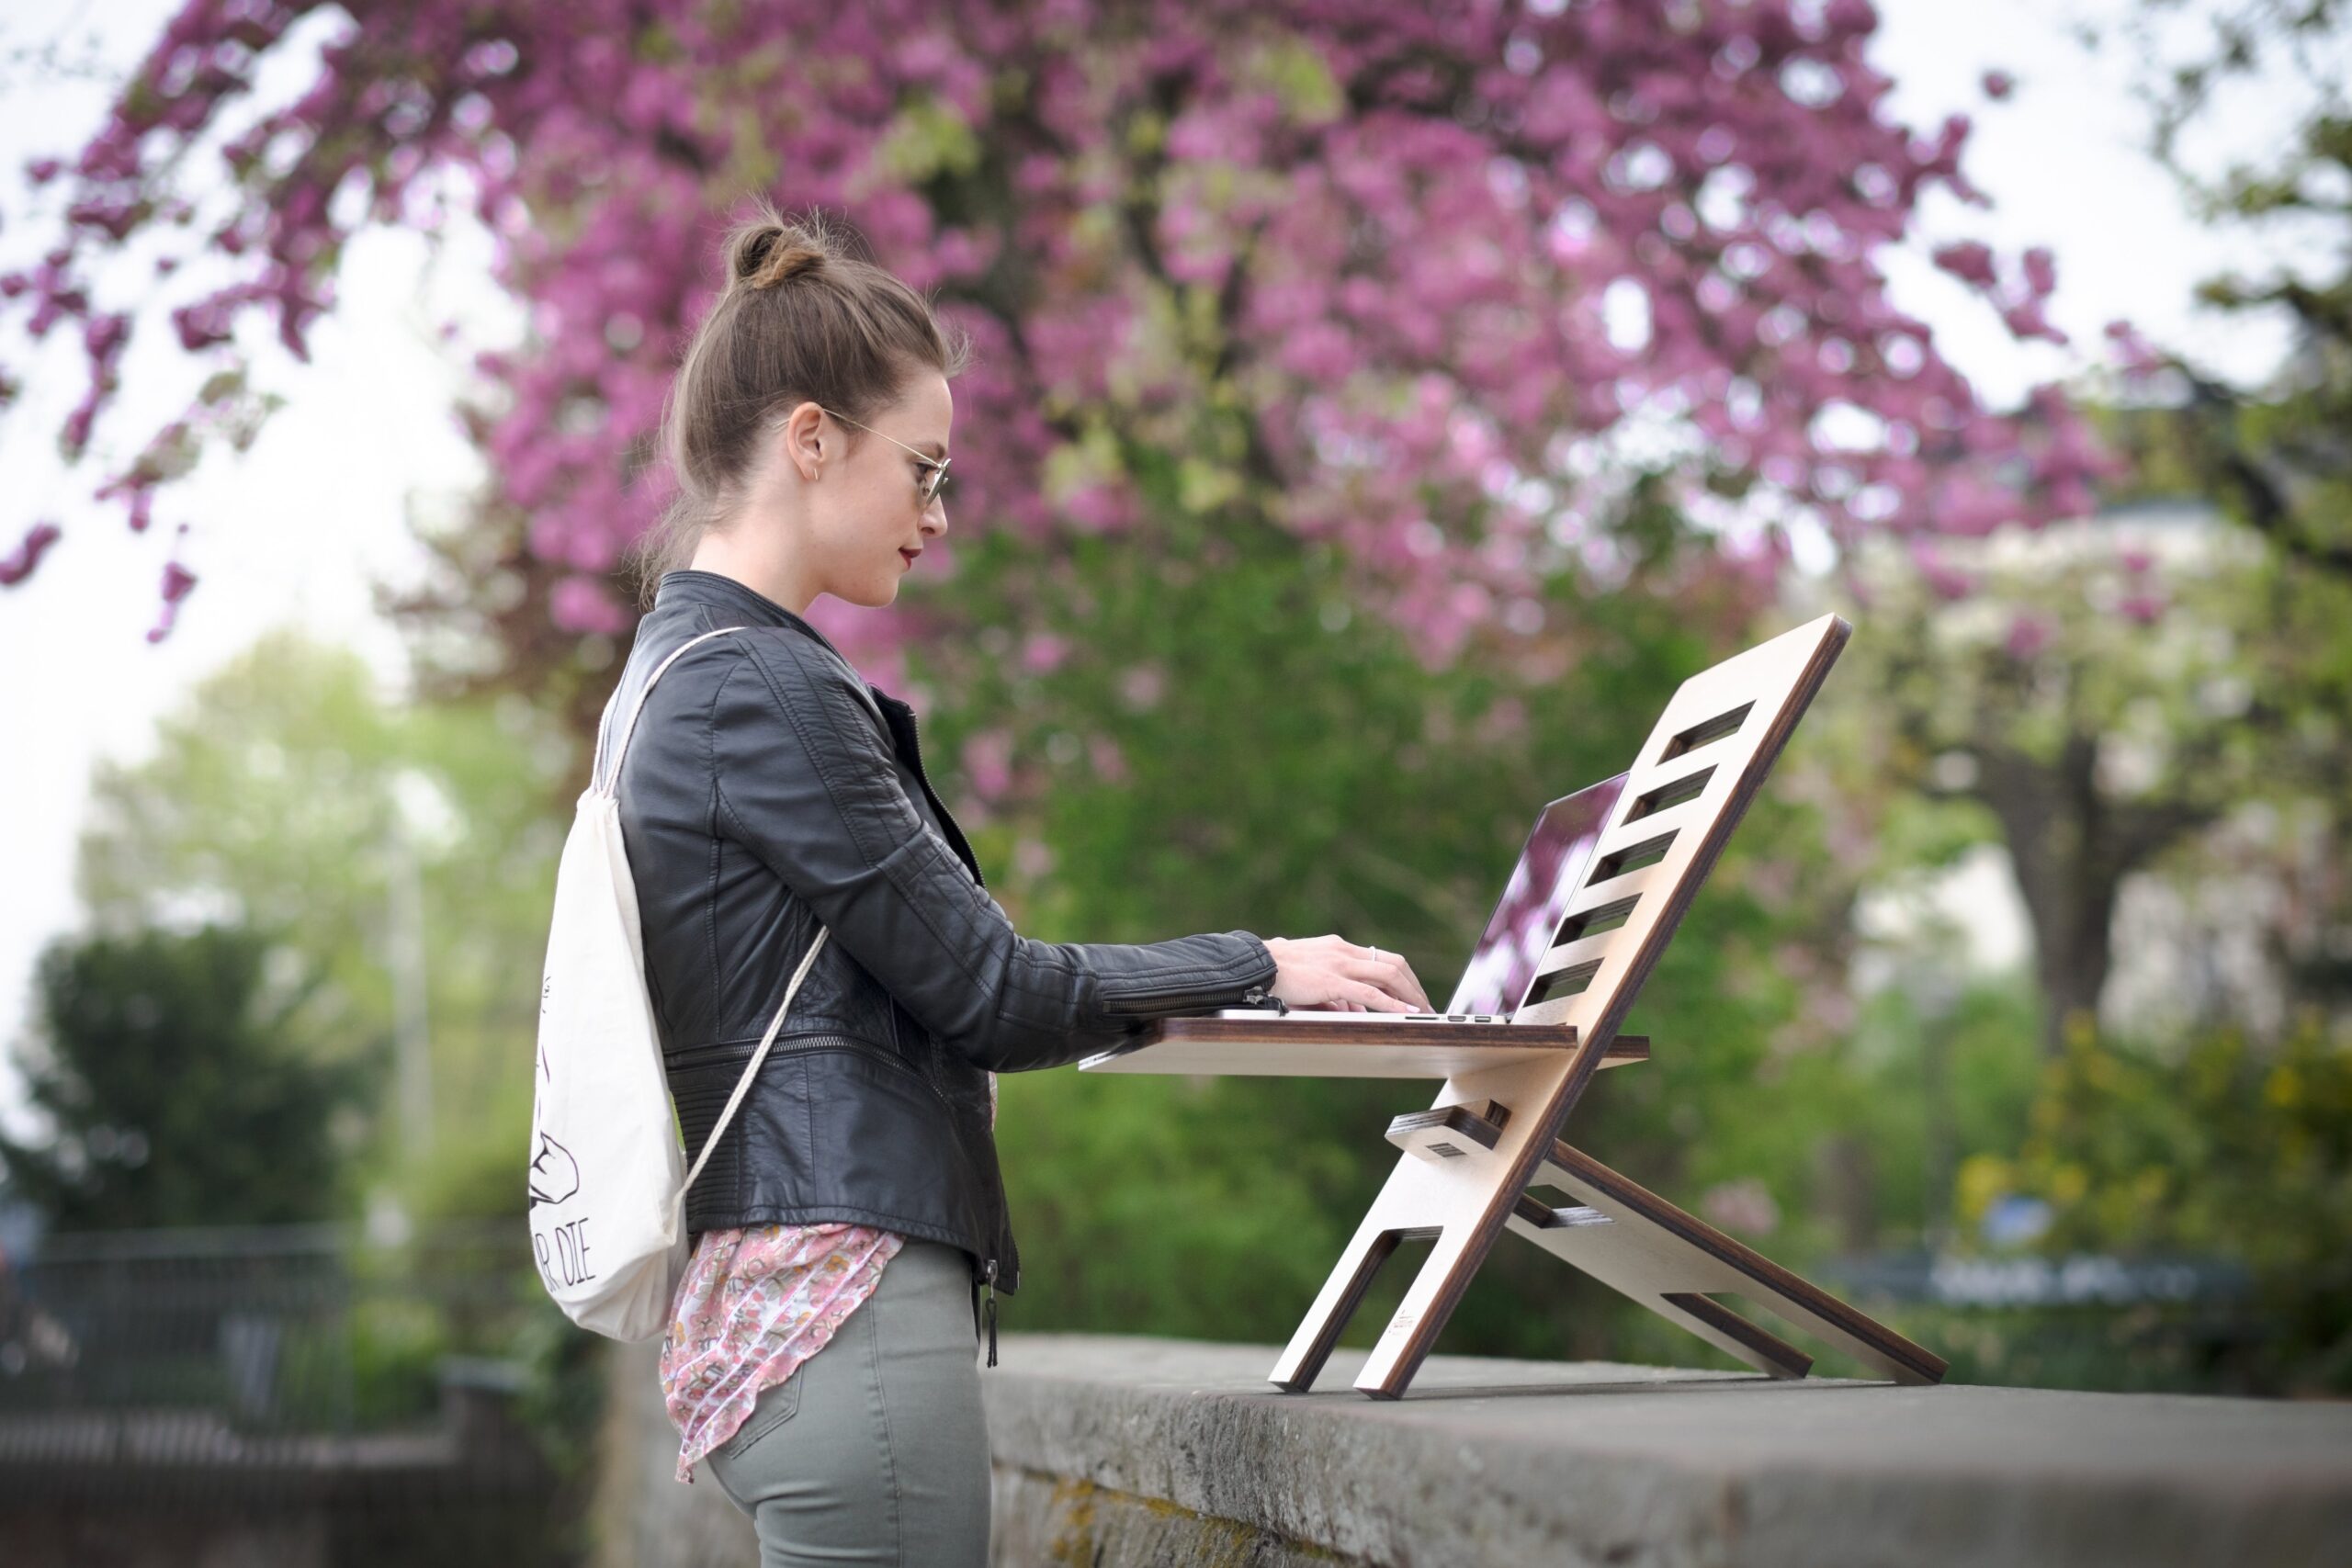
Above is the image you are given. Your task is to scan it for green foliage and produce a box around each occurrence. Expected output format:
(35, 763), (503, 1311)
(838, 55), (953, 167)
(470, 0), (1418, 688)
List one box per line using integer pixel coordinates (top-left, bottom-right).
(506, 1285), (613, 1488)
(1959, 1018), (2352, 1393)
(905, 490), (1861, 1360)
(0, 922), (375, 1228)
(66, 623), (576, 1227)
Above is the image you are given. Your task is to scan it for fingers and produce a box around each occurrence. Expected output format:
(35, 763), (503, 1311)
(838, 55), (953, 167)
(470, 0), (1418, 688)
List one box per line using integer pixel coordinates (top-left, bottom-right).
(1350, 942), (1431, 1010)
(1282, 935), (1431, 1012)
(1391, 960), (1431, 1010)
(1348, 978), (1413, 1013)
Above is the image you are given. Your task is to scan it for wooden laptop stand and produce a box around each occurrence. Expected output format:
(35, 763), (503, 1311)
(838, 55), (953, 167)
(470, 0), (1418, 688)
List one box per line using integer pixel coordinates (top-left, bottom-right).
(1080, 613), (1946, 1398)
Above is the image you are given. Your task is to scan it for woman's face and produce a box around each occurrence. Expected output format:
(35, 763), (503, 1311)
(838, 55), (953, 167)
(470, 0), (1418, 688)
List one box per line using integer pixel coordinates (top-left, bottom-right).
(806, 372), (952, 608)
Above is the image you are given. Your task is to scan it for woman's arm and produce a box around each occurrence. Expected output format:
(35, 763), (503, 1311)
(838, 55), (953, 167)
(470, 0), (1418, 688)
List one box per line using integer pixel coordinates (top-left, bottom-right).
(708, 629), (1278, 1074)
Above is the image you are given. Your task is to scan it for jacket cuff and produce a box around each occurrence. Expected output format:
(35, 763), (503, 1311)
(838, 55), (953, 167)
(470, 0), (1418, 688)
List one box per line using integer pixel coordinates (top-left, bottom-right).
(1091, 930), (1283, 1020)
(1230, 930), (1278, 993)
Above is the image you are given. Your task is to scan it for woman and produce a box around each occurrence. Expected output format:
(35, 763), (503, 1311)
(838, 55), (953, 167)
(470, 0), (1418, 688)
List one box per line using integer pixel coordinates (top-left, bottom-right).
(608, 204), (1431, 1566)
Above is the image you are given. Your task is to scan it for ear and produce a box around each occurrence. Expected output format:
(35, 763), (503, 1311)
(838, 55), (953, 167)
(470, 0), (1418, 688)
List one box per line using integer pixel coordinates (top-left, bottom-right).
(775, 400), (827, 482)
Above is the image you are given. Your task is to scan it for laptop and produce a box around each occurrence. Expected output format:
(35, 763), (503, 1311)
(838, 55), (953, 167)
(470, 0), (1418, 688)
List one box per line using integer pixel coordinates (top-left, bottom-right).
(1201, 774), (1627, 1026)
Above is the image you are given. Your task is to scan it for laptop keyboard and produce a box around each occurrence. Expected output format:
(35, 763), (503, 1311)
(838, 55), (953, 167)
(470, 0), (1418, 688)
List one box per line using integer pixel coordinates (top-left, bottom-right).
(1212, 1009), (1507, 1023)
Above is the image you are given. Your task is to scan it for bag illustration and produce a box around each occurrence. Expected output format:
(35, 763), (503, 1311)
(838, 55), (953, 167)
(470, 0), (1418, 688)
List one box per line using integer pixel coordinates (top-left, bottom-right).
(529, 625), (829, 1340)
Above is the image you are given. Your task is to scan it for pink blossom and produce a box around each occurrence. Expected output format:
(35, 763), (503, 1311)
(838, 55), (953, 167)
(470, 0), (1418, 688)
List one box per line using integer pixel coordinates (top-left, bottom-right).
(1910, 540), (1974, 601)
(961, 728), (1013, 803)
(1019, 632), (1069, 674)
(2005, 613), (2054, 660)
(0, 0), (2109, 642)
(2103, 318), (2169, 377)
(548, 573), (628, 635)
(141, 558), (199, 642)
(1930, 241), (1997, 288)
(1086, 732), (1127, 784)
(0, 521), (63, 587)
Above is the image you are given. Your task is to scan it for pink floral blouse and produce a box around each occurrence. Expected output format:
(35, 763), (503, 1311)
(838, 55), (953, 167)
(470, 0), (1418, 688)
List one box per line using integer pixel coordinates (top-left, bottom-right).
(661, 1069), (996, 1483)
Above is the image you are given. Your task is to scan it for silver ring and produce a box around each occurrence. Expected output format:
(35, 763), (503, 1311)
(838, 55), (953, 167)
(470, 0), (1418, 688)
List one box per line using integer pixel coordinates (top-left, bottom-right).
(1370, 946), (1382, 963)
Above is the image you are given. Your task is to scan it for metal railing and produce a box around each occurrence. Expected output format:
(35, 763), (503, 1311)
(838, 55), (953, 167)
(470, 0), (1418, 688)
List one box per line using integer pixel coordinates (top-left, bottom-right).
(0, 1217), (574, 1564)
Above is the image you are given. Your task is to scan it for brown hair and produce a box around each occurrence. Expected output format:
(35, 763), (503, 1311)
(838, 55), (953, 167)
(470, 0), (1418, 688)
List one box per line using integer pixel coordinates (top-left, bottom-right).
(624, 202), (971, 606)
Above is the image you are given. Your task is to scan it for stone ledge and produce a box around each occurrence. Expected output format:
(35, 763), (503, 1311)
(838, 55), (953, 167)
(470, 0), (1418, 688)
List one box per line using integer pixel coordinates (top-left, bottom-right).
(978, 1333), (2352, 1568)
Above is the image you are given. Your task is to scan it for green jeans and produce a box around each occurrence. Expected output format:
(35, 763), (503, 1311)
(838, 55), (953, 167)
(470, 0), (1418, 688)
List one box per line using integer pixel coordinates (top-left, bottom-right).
(701, 1237), (990, 1567)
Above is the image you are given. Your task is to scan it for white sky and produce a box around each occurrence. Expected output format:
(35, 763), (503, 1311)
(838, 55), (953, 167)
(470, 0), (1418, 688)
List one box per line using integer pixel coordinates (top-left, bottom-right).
(0, 0), (2332, 1128)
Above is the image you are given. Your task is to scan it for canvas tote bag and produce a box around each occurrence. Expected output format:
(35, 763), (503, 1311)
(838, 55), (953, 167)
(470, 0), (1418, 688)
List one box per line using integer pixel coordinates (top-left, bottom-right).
(528, 625), (829, 1340)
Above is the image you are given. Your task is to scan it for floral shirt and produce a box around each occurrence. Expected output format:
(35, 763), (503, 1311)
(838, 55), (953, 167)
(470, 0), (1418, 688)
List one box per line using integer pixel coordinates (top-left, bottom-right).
(661, 1070), (996, 1483)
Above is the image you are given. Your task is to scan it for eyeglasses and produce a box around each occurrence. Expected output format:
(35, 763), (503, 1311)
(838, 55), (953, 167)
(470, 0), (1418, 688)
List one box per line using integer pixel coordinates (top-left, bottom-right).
(818, 406), (952, 506)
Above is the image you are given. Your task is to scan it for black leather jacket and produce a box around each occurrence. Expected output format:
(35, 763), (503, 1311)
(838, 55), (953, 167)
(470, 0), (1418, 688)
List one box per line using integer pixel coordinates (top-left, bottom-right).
(611, 570), (1278, 1345)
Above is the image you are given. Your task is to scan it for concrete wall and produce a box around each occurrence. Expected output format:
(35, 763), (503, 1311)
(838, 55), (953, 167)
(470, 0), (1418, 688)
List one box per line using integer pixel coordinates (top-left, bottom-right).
(591, 1338), (755, 1568)
(599, 1332), (2352, 1567)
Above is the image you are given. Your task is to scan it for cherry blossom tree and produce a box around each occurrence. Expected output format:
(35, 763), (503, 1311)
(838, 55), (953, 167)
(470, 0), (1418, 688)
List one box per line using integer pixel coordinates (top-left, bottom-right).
(5, 0), (2115, 680)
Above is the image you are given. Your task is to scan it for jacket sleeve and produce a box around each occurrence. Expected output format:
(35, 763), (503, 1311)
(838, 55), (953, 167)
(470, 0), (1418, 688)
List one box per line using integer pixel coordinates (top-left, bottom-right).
(707, 630), (1279, 1074)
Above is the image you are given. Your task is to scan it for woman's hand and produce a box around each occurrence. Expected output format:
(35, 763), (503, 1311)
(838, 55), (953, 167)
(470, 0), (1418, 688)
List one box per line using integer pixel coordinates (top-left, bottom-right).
(1261, 935), (1432, 1013)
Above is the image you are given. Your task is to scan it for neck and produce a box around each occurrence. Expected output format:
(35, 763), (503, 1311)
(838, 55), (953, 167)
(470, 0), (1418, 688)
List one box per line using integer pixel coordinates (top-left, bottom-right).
(686, 524), (818, 616)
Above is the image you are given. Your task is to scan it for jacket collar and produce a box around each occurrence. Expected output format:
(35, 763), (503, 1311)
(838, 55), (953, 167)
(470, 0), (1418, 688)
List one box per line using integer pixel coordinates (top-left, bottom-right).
(652, 569), (854, 666)
(650, 569), (907, 721)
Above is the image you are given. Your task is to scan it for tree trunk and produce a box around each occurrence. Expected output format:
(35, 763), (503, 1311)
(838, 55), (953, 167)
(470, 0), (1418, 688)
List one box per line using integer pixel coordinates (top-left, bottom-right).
(1971, 736), (2209, 1056)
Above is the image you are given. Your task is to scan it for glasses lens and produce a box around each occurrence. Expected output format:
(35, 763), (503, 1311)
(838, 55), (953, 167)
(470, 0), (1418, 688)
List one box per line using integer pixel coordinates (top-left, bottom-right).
(922, 465), (949, 504)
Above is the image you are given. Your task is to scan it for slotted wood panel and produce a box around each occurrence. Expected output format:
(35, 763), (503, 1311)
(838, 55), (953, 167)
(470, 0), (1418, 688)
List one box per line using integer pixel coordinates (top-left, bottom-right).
(1270, 614), (1858, 1398)
(1511, 619), (1849, 1037)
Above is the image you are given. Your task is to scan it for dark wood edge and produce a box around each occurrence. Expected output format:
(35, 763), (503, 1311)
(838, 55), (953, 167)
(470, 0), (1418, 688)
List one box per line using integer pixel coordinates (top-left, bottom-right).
(1270, 1222), (1447, 1392)
(1272, 1230), (1399, 1393)
(1661, 1292), (1815, 1378)
(1385, 1100), (1510, 1152)
(1510, 1193), (1611, 1230)
(1549, 1140), (1947, 1382)
(1109, 1019), (1652, 1055)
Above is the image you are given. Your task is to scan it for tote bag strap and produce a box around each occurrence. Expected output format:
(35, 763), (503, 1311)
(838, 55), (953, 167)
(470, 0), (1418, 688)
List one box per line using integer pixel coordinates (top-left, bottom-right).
(682, 925), (830, 1200)
(585, 620), (838, 1202)
(593, 619), (892, 794)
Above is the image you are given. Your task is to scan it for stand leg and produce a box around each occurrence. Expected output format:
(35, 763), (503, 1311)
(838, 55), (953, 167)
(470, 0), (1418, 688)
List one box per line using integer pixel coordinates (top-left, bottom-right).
(1512, 1141), (1946, 1385)
(1271, 1053), (1598, 1399)
(1266, 1206), (1418, 1393)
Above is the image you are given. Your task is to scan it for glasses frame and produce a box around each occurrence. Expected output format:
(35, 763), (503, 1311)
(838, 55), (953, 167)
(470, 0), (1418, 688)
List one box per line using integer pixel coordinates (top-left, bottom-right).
(817, 405), (951, 506)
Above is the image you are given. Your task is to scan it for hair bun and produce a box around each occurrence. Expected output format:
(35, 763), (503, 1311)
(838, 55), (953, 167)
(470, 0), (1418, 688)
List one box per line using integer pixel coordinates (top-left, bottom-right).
(733, 222), (828, 290)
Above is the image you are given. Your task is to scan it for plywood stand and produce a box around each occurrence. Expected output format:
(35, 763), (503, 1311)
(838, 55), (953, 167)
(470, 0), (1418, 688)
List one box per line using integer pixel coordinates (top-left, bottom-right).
(1081, 613), (1946, 1398)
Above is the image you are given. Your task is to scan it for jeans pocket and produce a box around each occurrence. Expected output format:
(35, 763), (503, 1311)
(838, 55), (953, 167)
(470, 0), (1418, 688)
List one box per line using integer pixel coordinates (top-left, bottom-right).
(715, 1365), (805, 1460)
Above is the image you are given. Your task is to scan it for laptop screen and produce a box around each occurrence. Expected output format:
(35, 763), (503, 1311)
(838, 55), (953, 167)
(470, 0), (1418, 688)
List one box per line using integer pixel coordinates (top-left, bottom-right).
(1444, 774), (1627, 1018)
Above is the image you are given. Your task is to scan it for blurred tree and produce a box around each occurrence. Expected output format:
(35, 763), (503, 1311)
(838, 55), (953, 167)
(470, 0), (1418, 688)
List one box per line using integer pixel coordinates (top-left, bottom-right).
(70, 624), (577, 1222)
(2079, 0), (2352, 1032)
(0, 0), (2188, 1383)
(2094, 0), (2350, 581)
(0, 921), (370, 1229)
(1840, 512), (2349, 1055)
(5, 0), (2106, 708)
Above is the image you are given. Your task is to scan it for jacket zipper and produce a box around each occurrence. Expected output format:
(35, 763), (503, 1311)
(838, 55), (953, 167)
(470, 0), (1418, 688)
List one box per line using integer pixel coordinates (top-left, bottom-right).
(872, 696), (1013, 1361)
(981, 1255), (999, 1366)
(1096, 971), (1268, 1015)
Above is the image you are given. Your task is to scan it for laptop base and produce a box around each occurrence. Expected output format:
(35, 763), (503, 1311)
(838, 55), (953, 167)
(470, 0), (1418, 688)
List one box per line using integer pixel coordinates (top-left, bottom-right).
(1078, 1017), (1647, 1079)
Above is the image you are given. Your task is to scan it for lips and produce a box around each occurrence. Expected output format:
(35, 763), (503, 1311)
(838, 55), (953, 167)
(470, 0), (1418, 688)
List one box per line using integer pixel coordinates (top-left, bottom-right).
(899, 548), (921, 566)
